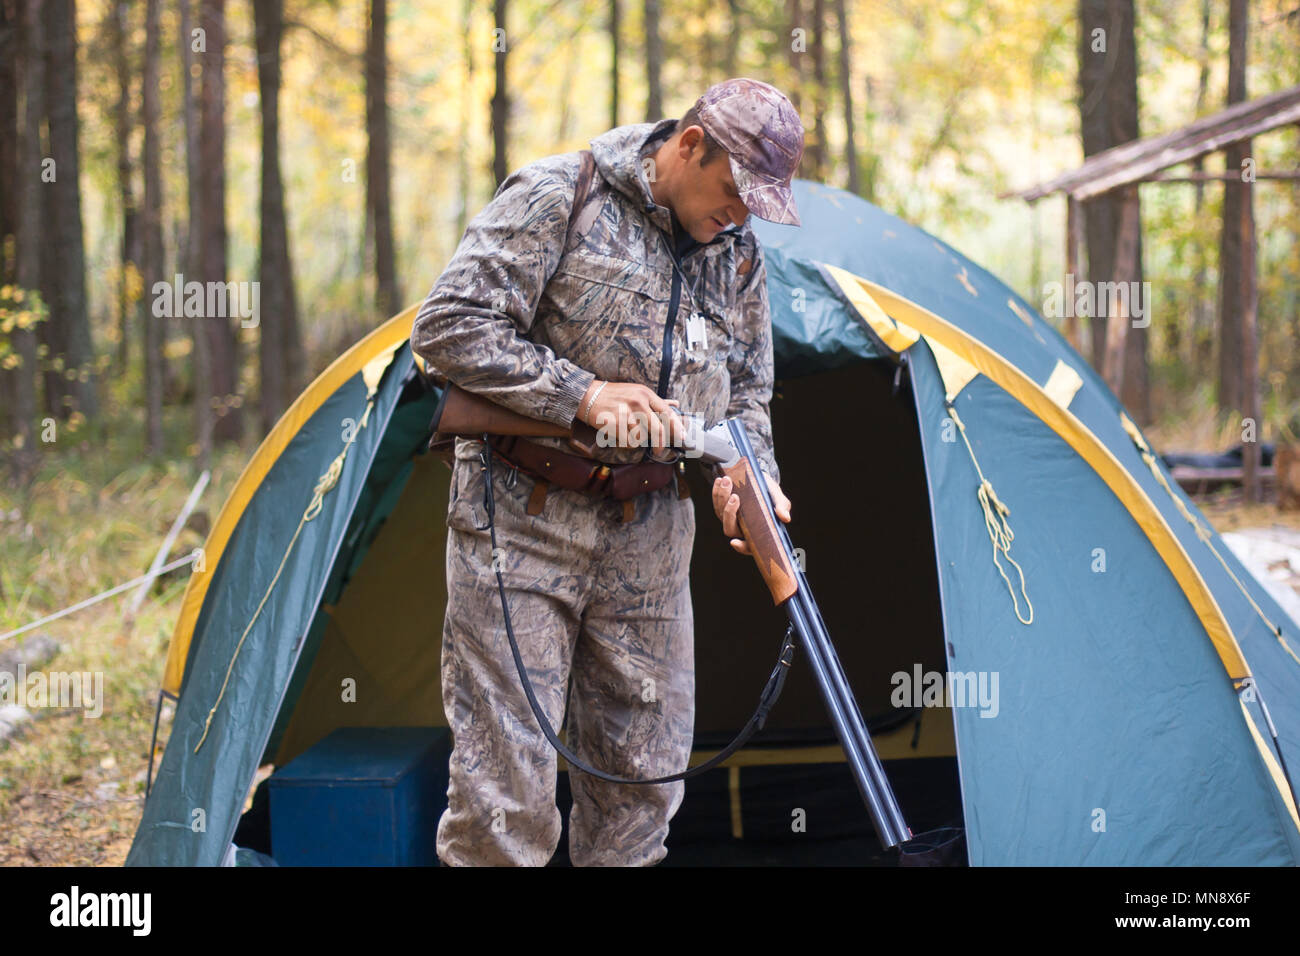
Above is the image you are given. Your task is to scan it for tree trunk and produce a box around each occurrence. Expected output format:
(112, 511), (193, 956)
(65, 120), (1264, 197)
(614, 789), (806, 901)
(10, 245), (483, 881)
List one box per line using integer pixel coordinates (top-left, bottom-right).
(860, 75), (879, 201)
(12, 0), (43, 477)
(609, 0), (620, 128)
(1077, 0), (1148, 423)
(1064, 195), (1083, 349)
(197, 0), (241, 443)
(141, 0), (165, 454)
(1239, 168), (1259, 502)
(109, 1), (139, 381)
(254, 0), (300, 435)
(456, 0), (473, 240)
(557, 28), (577, 142)
(644, 0), (662, 121)
(1217, 0), (1249, 418)
(1078, 0), (1117, 370)
(180, 0), (211, 466)
(490, 0), (509, 186)
(805, 0), (827, 182)
(0, 0), (19, 441)
(786, 0), (803, 115)
(1102, 186), (1140, 396)
(366, 0), (400, 318)
(724, 0), (741, 78)
(41, 0), (95, 420)
(1221, 0), (1258, 499)
(834, 0), (859, 195)
(181, 0), (199, 276)
(1190, 0), (1211, 377)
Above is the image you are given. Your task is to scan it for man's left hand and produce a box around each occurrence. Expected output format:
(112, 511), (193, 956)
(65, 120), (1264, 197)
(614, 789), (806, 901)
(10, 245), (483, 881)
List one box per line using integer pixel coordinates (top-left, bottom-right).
(711, 472), (791, 555)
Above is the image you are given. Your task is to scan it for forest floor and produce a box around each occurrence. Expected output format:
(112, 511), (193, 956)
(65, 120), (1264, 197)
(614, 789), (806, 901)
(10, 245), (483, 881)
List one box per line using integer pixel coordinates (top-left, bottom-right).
(0, 410), (245, 867)
(1, 407), (1299, 867)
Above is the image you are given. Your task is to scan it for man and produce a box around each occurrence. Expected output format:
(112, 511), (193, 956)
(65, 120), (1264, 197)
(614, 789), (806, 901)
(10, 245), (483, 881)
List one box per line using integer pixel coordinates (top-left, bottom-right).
(411, 77), (804, 866)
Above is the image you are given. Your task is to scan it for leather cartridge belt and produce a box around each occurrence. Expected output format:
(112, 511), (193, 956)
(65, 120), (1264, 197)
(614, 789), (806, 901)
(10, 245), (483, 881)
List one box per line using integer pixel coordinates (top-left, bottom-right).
(485, 434), (678, 501)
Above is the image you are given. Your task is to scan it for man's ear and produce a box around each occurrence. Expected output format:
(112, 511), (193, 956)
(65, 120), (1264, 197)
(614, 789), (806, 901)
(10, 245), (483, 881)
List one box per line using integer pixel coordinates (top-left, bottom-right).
(678, 124), (705, 161)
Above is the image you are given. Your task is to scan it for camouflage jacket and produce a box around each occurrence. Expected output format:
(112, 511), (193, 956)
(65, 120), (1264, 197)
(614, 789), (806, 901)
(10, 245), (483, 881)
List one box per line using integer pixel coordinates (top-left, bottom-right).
(411, 118), (780, 481)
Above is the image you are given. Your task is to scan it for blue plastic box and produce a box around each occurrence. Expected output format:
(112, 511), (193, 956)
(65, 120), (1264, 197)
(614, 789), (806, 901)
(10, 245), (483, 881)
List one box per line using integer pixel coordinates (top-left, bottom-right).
(268, 726), (451, 866)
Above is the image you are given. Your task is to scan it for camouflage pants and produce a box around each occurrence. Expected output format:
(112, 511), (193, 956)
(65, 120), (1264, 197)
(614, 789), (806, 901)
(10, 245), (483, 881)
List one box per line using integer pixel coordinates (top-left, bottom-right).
(436, 440), (696, 866)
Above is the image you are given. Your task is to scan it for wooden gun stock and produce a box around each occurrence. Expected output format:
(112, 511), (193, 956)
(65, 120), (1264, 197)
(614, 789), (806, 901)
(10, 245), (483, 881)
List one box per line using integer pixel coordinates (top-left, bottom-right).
(433, 388), (792, 605)
(430, 383), (600, 454)
(715, 453), (799, 606)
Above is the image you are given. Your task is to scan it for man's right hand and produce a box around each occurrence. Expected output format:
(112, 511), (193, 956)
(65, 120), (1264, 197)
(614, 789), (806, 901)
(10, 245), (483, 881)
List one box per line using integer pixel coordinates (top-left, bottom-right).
(577, 379), (685, 457)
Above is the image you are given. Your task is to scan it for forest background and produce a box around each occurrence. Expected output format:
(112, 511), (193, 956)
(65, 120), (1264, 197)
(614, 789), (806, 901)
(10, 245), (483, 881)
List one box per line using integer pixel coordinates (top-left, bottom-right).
(0, 0), (1297, 864)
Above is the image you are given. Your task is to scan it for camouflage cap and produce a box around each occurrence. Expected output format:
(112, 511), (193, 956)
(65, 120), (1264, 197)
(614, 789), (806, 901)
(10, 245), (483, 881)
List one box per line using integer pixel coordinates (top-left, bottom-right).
(695, 78), (805, 226)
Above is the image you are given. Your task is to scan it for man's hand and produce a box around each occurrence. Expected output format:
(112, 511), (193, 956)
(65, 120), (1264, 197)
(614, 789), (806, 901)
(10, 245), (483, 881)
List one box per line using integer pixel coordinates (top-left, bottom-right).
(578, 379), (685, 457)
(712, 471), (791, 555)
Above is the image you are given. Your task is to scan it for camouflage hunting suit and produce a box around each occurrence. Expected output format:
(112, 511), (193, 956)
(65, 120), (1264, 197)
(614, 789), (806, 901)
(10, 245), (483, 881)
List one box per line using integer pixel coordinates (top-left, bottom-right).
(411, 117), (780, 866)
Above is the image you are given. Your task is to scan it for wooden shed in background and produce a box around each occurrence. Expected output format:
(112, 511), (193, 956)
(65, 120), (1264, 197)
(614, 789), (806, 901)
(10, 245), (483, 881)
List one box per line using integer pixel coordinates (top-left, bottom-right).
(1004, 83), (1300, 503)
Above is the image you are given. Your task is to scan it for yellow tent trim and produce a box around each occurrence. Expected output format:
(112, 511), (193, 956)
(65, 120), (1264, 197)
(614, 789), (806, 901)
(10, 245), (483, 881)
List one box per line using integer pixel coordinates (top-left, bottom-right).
(823, 262), (919, 353)
(923, 334), (980, 403)
(728, 766), (744, 839)
(1120, 411), (1297, 664)
(362, 341), (404, 392)
(161, 306), (420, 696)
(191, 344), (403, 754)
(1239, 698), (1300, 832)
(1043, 359), (1084, 410)
(826, 268), (1250, 681)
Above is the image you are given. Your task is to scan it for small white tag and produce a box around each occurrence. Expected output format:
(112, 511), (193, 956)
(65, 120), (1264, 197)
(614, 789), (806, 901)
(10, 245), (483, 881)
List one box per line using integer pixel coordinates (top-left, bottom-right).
(686, 311), (708, 353)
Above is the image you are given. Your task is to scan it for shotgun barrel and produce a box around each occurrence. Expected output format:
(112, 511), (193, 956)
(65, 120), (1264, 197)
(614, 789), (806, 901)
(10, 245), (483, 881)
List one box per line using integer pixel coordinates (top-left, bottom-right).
(429, 383), (912, 848)
(701, 418), (913, 849)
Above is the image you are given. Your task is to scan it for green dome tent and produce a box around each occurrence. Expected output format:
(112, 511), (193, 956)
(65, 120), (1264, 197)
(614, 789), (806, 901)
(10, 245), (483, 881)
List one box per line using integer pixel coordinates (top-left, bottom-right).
(128, 179), (1300, 867)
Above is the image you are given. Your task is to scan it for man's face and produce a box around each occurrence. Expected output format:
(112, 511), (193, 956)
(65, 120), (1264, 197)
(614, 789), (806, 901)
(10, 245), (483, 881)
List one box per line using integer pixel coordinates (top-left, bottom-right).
(675, 129), (752, 243)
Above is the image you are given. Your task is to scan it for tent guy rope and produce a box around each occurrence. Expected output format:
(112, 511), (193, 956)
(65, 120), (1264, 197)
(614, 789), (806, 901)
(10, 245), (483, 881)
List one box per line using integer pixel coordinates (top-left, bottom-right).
(193, 388), (380, 753)
(0, 553), (198, 644)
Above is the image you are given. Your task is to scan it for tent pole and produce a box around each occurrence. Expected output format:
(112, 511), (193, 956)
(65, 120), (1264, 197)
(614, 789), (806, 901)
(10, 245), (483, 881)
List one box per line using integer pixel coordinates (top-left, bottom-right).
(1252, 682), (1298, 815)
(145, 690), (165, 798)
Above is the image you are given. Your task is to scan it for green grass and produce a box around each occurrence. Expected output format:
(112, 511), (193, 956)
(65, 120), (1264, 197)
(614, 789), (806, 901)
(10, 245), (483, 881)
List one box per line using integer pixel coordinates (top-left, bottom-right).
(0, 401), (249, 864)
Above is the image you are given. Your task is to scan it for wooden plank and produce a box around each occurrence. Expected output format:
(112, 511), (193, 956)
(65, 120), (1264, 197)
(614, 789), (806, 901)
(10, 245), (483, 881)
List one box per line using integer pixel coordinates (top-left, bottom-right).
(1103, 187), (1140, 398)
(1004, 84), (1300, 201)
(1171, 465), (1276, 495)
(1064, 194), (1082, 350)
(1073, 101), (1300, 200)
(1145, 169), (1300, 183)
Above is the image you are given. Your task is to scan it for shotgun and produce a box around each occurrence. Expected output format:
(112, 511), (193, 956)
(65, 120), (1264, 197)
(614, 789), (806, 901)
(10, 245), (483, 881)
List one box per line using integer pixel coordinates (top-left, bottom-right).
(429, 383), (913, 849)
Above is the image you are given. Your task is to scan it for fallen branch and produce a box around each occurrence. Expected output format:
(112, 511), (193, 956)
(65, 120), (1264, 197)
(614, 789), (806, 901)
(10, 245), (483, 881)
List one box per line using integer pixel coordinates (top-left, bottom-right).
(125, 469), (209, 623)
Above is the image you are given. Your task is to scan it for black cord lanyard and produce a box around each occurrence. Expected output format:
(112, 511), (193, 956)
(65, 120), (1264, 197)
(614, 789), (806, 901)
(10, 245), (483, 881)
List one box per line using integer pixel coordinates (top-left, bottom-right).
(665, 234), (708, 317)
(647, 227), (720, 462)
(479, 436), (797, 785)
